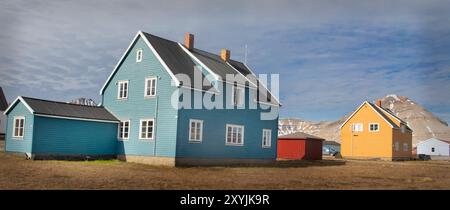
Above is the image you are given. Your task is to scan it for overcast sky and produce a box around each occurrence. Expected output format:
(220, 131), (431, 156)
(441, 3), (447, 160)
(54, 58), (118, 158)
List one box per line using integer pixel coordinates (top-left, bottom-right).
(1, 0), (449, 123)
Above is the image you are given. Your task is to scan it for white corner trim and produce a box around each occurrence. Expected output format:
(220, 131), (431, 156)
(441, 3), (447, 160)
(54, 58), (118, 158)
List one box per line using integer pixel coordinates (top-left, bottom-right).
(34, 114), (119, 124)
(100, 31), (181, 95)
(339, 101), (368, 130)
(100, 31), (141, 95)
(243, 63), (282, 106)
(140, 31), (181, 87)
(177, 42), (220, 81)
(4, 96), (35, 115)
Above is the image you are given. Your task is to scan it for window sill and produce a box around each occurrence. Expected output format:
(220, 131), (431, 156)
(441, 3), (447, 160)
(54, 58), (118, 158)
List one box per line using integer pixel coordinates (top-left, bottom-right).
(144, 96), (156, 99)
(12, 137), (24, 140)
(262, 146), (271, 149)
(117, 139), (129, 141)
(189, 140), (202, 143)
(138, 138), (154, 141)
(117, 98), (128, 101)
(226, 143), (244, 147)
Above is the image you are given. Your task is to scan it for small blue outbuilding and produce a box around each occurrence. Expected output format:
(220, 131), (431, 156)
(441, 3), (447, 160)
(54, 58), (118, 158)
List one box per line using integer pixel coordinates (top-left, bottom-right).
(4, 96), (119, 159)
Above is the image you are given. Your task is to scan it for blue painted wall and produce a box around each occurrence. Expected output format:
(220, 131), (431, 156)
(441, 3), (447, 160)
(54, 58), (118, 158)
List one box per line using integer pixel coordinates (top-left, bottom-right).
(5, 101), (34, 154)
(101, 36), (179, 157)
(175, 83), (279, 159)
(32, 116), (117, 155)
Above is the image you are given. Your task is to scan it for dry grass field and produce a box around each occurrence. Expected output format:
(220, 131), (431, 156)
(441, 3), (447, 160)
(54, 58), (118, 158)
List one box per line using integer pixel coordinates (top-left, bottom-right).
(0, 141), (449, 190)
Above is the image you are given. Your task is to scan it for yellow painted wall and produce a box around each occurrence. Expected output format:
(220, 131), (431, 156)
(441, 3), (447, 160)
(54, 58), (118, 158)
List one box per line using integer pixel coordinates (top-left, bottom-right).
(340, 102), (394, 159)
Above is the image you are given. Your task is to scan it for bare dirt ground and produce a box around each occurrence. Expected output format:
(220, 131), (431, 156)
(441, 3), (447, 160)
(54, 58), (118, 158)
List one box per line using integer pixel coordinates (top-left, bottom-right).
(0, 148), (449, 189)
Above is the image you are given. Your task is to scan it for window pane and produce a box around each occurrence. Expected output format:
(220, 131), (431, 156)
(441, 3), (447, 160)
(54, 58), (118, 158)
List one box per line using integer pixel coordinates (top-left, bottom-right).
(14, 127), (18, 137)
(196, 124), (201, 140)
(227, 127), (232, 143)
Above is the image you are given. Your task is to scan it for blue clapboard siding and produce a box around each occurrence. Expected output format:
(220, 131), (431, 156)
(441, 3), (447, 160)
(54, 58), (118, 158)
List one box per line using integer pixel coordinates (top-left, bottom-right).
(32, 116), (117, 155)
(5, 101), (34, 153)
(102, 36), (179, 157)
(176, 82), (279, 159)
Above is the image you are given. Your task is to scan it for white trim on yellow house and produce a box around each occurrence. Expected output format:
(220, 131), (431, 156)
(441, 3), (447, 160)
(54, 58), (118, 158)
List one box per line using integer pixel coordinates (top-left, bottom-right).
(339, 101), (396, 130)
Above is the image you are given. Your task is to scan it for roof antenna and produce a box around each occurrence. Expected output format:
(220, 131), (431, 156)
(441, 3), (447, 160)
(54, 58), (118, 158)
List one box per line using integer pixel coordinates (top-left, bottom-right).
(244, 44), (248, 65)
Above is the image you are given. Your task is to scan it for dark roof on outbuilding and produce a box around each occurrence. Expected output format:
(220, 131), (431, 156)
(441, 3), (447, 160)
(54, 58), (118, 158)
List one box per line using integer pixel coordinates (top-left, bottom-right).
(323, 141), (341, 146)
(0, 87), (8, 111)
(21, 97), (118, 122)
(279, 132), (325, 141)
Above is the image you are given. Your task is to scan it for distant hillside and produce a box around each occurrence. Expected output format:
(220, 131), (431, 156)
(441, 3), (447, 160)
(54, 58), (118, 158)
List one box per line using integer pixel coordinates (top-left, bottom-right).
(69, 98), (97, 106)
(279, 94), (450, 145)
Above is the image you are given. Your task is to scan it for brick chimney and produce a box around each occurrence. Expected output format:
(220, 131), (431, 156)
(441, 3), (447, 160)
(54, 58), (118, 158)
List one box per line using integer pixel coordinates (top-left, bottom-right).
(185, 33), (194, 50)
(376, 99), (382, 107)
(220, 49), (230, 61)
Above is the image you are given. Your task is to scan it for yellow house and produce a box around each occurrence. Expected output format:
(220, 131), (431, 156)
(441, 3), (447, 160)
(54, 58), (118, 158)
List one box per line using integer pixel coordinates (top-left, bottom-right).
(340, 100), (412, 160)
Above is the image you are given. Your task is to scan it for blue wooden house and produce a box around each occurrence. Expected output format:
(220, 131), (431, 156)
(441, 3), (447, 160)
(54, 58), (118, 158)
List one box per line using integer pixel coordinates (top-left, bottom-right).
(4, 31), (280, 166)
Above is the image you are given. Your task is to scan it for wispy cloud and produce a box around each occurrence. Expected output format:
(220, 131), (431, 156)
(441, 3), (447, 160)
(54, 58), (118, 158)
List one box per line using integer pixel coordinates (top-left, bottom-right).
(0, 0), (449, 123)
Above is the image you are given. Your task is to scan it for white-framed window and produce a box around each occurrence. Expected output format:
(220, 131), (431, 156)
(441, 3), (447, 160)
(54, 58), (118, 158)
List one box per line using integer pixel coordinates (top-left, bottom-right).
(403, 143), (408, 152)
(394, 141), (399, 152)
(431, 147), (435, 152)
(226, 124), (244, 146)
(262, 129), (272, 148)
(232, 86), (244, 107)
(189, 119), (203, 142)
(117, 80), (128, 99)
(352, 123), (363, 132)
(136, 48), (143, 62)
(369, 123), (379, 132)
(118, 120), (130, 140)
(139, 119), (154, 140)
(12, 116), (25, 138)
(144, 77), (157, 97)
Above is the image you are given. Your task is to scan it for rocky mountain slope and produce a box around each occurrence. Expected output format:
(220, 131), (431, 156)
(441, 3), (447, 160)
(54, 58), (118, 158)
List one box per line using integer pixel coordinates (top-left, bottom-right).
(279, 94), (450, 145)
(69, 98), (97, 106)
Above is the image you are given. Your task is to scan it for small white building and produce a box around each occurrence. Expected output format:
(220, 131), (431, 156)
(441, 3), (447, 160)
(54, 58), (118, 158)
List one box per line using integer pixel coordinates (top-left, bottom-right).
(416, 138), (450, 159)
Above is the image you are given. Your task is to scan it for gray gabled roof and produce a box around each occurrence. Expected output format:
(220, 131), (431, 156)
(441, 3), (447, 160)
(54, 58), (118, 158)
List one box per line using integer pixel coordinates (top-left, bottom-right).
(144, 32), (279, 105)
(367, 102), (399, 128)
(279, 132), (325, 140)
(142, 32), (213, 90)
(21, 97), (118, 122)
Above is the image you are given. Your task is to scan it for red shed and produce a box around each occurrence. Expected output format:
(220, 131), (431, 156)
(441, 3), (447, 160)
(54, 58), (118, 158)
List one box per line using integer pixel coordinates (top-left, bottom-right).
(277, 132), (324, 160)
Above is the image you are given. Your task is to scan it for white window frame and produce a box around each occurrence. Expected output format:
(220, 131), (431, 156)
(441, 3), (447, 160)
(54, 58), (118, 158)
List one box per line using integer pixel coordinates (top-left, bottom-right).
(369, 123), (379, 132)
(117, 80), (129, 100)
(262, 129), (272, 148)
(352, 123), (363, 132)
(136, 48), (143, 62)
(403, 143), (408, 152)
(226, 124), (244, 146)
(231, 86), (245, 107)
(188, 119), (203, 143)
(12, 116), (25, 139)
(118, 120), (130, 140)
(144, 77), (157, 97)
(394, 141), (399, 152)
(139, 119), (155, 140)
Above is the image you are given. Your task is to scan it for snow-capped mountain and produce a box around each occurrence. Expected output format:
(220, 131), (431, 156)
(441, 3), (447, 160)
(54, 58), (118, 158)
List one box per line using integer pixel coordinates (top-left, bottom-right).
(279, 94), (450, 146)
(68, 98), (97, 106)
